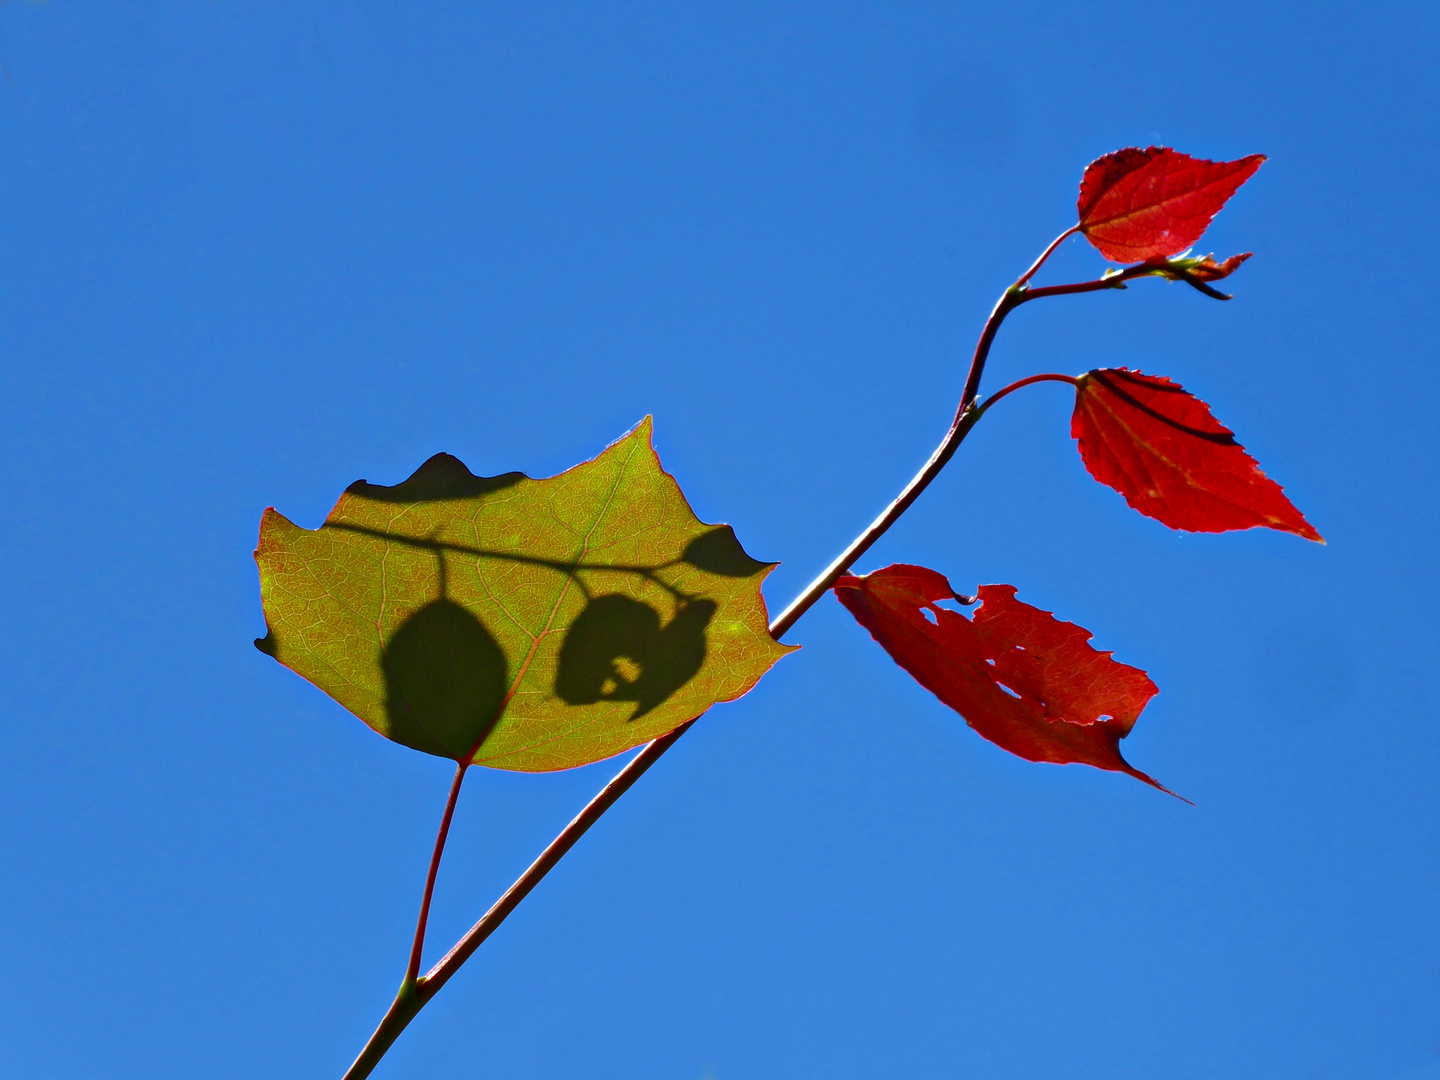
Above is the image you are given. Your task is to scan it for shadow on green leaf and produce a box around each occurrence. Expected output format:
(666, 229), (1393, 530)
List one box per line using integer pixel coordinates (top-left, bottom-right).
(555, 595), (717, 720)
(680, 525), (771, 578)
(346, 452), (524, 504)
(382, 598), (509, 760)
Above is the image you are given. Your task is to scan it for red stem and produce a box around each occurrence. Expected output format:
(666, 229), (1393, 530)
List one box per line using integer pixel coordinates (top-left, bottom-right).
(420, 724), (688, 993)
(1022, 275), (1133, 301)
(1014, 225), (1078, 287)
(405, 761), (468, 986)
(977, 372), (1078, 414)
(1019, 258), (1227, 303)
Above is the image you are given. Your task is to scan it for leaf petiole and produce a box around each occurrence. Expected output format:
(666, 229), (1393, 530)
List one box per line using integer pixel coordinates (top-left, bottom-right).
(1013, 225), (1080, 287)
(973, 373), (1080, 417)
(405, 761), (468, 988)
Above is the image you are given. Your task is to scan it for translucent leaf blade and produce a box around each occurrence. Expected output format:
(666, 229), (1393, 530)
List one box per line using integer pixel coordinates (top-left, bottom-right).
(834, 564), (1176, 796)
(255, 418), (794, 771)
(1071, 368), (1322, 541)
(1077, 146), (1265, 263)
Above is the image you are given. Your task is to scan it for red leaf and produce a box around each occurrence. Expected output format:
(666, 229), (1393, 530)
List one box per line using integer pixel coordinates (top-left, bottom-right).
(1077, 147), (1265, 263)
(834, 564), (1178, 797)
(1072, 368), (1322, 541)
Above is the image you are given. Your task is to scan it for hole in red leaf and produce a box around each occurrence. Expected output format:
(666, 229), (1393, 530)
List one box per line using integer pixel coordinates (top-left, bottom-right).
(832, 564), (1176, 797)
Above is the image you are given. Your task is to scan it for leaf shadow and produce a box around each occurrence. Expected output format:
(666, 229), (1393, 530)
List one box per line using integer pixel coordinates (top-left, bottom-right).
(382, 595), (509, 760)
(344, 452), (525, 502)
(554, 595), (717, 721)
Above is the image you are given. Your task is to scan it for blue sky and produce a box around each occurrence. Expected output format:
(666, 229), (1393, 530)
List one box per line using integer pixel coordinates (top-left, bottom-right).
(2, 3), (1437, 1078)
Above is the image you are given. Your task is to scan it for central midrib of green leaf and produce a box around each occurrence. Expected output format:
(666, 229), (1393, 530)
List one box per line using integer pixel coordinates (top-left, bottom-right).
(468, 431), (641, 763)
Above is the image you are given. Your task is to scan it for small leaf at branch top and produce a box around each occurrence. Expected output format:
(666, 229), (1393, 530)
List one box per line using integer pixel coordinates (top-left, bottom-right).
(1072, 368), (1322, 541)
(1077, 147), (1265, 263)
(834, 565), (1176, 796)
(1184, 252), (1252, 281)
(255, 418), (794, 771)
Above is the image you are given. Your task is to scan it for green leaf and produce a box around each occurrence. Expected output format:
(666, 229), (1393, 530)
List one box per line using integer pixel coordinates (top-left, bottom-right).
(255, 418), (794, 771)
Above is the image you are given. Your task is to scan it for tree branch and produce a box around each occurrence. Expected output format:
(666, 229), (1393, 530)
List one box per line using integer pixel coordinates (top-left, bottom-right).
(338, 236), (1193, 1080)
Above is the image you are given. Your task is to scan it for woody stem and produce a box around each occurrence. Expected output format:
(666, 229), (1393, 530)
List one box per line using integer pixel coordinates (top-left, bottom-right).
(338, 235), (1157, 1080)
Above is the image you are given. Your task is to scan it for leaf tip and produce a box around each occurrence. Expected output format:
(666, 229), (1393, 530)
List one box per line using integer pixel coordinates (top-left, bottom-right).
(1272, 500), (1323, 543)
(1160, 784), (1196, 807)
(1122, 760), (1192, 803)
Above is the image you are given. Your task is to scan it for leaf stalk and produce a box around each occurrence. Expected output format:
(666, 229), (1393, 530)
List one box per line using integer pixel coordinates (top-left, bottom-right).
(974, 373), (1080, 416)
(405, 761), (468, 987)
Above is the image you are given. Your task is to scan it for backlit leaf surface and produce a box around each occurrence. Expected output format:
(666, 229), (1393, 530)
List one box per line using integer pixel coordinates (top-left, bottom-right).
(255, 418), (793, 771)
(1077, 146), (1264, 263)
(834, 564), (1173, 795)
(1072, 368), (1322, 540)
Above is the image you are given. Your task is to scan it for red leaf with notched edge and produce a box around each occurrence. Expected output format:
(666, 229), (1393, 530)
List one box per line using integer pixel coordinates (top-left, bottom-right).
(833, 564), (1179, 797)
(1077, 147), (1265, 263)
(1072, 368), (1322, 541)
